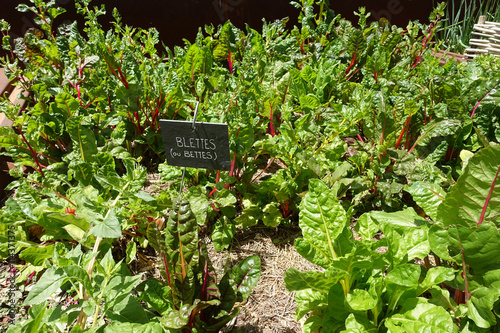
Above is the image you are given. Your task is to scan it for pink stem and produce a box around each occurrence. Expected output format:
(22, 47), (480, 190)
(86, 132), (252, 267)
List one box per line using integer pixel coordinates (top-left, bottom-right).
(228, 50), (233, 74)
(470, 83), (498, 118)
(477, 166), (500, 226)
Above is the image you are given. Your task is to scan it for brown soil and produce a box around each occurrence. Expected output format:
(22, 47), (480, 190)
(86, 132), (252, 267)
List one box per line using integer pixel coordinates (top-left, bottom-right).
(210, 225), (318, 332)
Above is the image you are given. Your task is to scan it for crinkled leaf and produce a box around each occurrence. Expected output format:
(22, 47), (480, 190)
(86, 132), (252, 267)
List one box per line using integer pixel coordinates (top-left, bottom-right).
(234, 208), (260, 227)
(385, 298), (459, 332)
(428, 285), (458, 311)
(346, 289), (377, 311)
(385, 264), (421, 312)
(411, 119), (461, 163)
(54, 93), (79, 117)
(146, 218), (172, 284)
(429, 223), (500, 274)
(71, 159), (96, 188)
(341, 313), (377, 332)
(417, 266), (455, 296)
(227, 255), (261, 300)
(386, 264), (421, 288)
(297, 179), (347, 268)
(186, 186), (209, 225)
(212, 216), (235, 252)
(385, 228), (408, 266)
(355, 213), (379, 240)
(161, 304), (195, 329)
(302, 315), (324, 333)
(219, 255), (261, 312)
(165, 199), (198, 288)
(404, 226), (430, 260)
(66, 116), (98, 163)
(437, 145), (500, 228)
(158, 162), (182, 181)
(406, 181), (446, 221)
(262, 202), (284, 227)
(295, 288), (328, 321)
(284, 267), (346, 293)
(369, 207), (426, 233)
(328, 246), (375, 280)
(0, 126), (29, 154)
(367, 45), (388, 73)
(428, 225), (455, 262)
(213, 189), (237, 207)
(299, 94), (320, 110)
(468, 284), (500, 328)
(183, 44), (213, 80)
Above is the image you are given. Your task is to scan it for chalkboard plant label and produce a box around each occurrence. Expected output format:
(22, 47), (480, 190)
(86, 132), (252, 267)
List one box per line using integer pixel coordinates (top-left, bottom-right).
(160, 120), (231, 171)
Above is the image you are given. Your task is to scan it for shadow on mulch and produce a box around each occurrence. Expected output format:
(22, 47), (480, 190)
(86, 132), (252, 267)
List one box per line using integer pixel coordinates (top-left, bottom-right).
(207, 224), (319, 333)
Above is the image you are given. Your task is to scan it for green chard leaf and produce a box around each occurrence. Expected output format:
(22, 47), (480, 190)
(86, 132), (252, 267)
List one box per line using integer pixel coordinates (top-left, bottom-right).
(296, 179), (347, 268)
(410, 119), (461, 163)
(212, 216), (235, 252)
(437, 145), (500, 228)
(66, 116), (98, 163)
(385, 298), (459, 332)
(284, 267), (346, 293)
(406, 181), (446, 222)
(219, 255), (261, 313)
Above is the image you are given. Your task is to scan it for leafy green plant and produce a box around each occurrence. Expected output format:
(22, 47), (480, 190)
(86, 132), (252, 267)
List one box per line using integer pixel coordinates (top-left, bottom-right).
(285, 144), (500, 332)
(6, 243), (164, 332)
(146, 198), (261, 332)
(1, 1), (500, 330)
(3, 0), (499, 237)
(0, 106), (165, 330)
(0, 0), (193, 170)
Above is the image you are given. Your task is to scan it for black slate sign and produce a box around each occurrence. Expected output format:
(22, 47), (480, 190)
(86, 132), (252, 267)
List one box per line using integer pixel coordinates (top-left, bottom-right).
(159, 119), (231, 171)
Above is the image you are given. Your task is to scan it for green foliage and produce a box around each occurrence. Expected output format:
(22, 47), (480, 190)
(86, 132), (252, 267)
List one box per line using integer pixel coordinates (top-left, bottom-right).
(146, 199), (261, 332)
(286, 145), (500, 332)
(8, 245), (158, 332)
(0, 0), (499, 331)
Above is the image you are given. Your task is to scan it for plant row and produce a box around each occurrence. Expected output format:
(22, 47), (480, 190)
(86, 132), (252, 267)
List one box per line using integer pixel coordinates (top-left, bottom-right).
(0, 0), (499, 331)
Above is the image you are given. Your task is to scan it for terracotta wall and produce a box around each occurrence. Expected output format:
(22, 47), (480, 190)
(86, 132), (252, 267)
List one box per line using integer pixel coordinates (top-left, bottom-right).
(2, 0), (443, 51)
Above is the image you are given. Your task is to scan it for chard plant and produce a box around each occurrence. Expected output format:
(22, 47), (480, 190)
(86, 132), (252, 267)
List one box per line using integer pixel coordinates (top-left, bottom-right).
(2, 0), (499, 238)
(1, 148), (164, 331)
(285, 144), (500, 332)
(146, 198), (261, 332)
(6, 245), (161, 332)
(0, 0), (192, 168)
(0, 0), (499, 330)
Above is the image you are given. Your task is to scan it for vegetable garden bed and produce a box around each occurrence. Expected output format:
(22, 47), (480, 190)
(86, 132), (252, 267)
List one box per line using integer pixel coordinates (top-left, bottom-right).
(0, 0), (500, 332)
